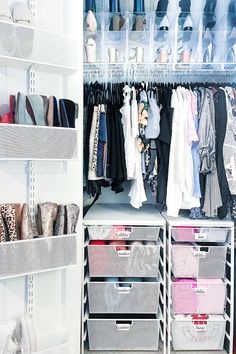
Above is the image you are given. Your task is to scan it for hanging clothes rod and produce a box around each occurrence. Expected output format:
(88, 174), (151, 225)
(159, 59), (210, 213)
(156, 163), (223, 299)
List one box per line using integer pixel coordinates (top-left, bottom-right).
(83, 64), (236, 83)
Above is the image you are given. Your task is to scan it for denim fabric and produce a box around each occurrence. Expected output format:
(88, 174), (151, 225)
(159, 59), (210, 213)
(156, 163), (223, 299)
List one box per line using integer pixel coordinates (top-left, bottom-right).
(228, 0), (236, 29)
(109, 0), (120, 13)
(156, 0), (169, 17)
(203, 0), (217, 29)
(179, 0), (191, 15)
(85, 0), (96, 13)
(133, 0), (145, 14)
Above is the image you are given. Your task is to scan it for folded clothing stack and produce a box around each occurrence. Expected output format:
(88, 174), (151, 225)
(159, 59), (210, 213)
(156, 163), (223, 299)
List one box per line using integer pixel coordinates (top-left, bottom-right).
(0, 93), (79, 128)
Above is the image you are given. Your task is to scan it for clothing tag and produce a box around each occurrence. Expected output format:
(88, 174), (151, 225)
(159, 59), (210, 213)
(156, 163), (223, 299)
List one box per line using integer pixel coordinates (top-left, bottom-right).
(194, 232), (207, 241)
(194, 287), (207, 295)
(116, 324), (131, 331)
(192, 250), (206, 258)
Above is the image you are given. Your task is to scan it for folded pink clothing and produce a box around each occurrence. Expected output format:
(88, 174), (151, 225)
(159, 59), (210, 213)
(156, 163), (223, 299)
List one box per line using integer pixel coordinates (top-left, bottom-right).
(172, 244), (199, 278)
(172, 226), (197, 241)
(172, 278), (225, 314)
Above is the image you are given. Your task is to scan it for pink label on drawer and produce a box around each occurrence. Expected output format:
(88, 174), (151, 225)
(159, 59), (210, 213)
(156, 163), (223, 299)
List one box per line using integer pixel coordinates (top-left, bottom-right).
(114, 226), (133, 239)
(191, 314), (209, 328)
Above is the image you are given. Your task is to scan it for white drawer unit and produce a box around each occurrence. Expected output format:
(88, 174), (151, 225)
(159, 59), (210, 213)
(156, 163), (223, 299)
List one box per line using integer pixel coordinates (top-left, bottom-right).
(171, 314), (226, 351)
(88, 243), (160, 277)
(83, 204), (166, 354)
(88, 279), (160, 314)
(87, 225), (160, 241)
(165, 213), (234, 354)
(87, 318), (161, 351)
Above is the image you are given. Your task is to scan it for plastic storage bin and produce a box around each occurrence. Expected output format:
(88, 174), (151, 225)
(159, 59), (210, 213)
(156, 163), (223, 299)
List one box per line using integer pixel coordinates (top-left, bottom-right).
(171, 244), (227, 278)
(87, 225), (160, 241)
(87, 319), (160, 351)
(171, 314), (226, 351)
(88, 279), (160, 314)
(88, 243), (160, 277)
(172, 278), (226, 314)
(172, 226), (229, 242)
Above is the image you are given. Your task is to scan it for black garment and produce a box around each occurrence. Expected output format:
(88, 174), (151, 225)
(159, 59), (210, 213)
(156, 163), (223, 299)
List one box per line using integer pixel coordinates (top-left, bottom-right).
(203, 0), (217, 29)
(156, 88), (174, 204)
(106, 103), (127, 193)
(214, 89), (232, 219)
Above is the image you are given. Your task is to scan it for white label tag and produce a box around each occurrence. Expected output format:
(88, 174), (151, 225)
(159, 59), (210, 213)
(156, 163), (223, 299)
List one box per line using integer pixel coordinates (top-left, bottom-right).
(194, 287), (207, 295)
(193, 250), (206, 258)
(194, 233), (207, 241)
(117, 250), (131, 257)
(194, 324), (207, 332)
(116, 324), (131, 331)
(117, 231), (130, 239)
(117, 287), (131, 295)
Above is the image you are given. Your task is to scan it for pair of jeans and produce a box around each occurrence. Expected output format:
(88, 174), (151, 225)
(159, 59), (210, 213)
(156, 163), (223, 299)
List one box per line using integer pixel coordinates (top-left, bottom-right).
(203, 0), (217, 29)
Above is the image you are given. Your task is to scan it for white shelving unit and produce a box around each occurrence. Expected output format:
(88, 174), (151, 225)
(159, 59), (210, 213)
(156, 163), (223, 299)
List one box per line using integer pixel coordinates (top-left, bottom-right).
(83, 204), (166, 354)
(164, 214), (234, 354)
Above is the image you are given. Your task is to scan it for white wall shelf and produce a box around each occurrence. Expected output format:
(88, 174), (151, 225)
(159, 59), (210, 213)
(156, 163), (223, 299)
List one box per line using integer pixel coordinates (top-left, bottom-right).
(0, 125), (78, 160)
(0, 234), (77, 280)
(0, 20), (78, 75)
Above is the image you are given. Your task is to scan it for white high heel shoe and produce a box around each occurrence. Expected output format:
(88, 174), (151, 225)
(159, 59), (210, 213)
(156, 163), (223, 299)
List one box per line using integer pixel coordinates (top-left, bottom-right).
(85, 10), (97, 32)
(85, 37), (97, 63)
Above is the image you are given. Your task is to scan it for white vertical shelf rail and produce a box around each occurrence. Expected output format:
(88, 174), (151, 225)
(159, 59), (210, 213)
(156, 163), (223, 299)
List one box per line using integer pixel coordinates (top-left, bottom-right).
(25, 33), (37, 313)
(163, 224), (167, 354)
(167, 224), (172, 354)
(228, 225), (235, 354)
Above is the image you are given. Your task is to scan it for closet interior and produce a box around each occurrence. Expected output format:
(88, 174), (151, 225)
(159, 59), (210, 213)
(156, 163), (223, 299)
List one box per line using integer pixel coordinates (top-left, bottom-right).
(83, 0), (235, 353)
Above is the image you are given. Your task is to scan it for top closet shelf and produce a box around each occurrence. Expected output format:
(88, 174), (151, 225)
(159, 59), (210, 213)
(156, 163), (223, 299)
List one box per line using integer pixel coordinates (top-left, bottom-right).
(0, 21), (78, 75)
(163, 212), (234, 229)
(84, 204), (166, 226)
(0, 124), (78, 161)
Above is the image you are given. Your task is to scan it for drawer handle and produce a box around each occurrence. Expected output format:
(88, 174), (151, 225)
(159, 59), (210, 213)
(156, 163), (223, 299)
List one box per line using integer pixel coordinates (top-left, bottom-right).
(192, 248), (207, 258)
(117, 250), (131, 257)
(193, 232), (208, 241)
(116, 321), (132, 331)
(116, 286), (132, 294)
(114, 226), (133, 239)
(192, 287), (207, 295)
